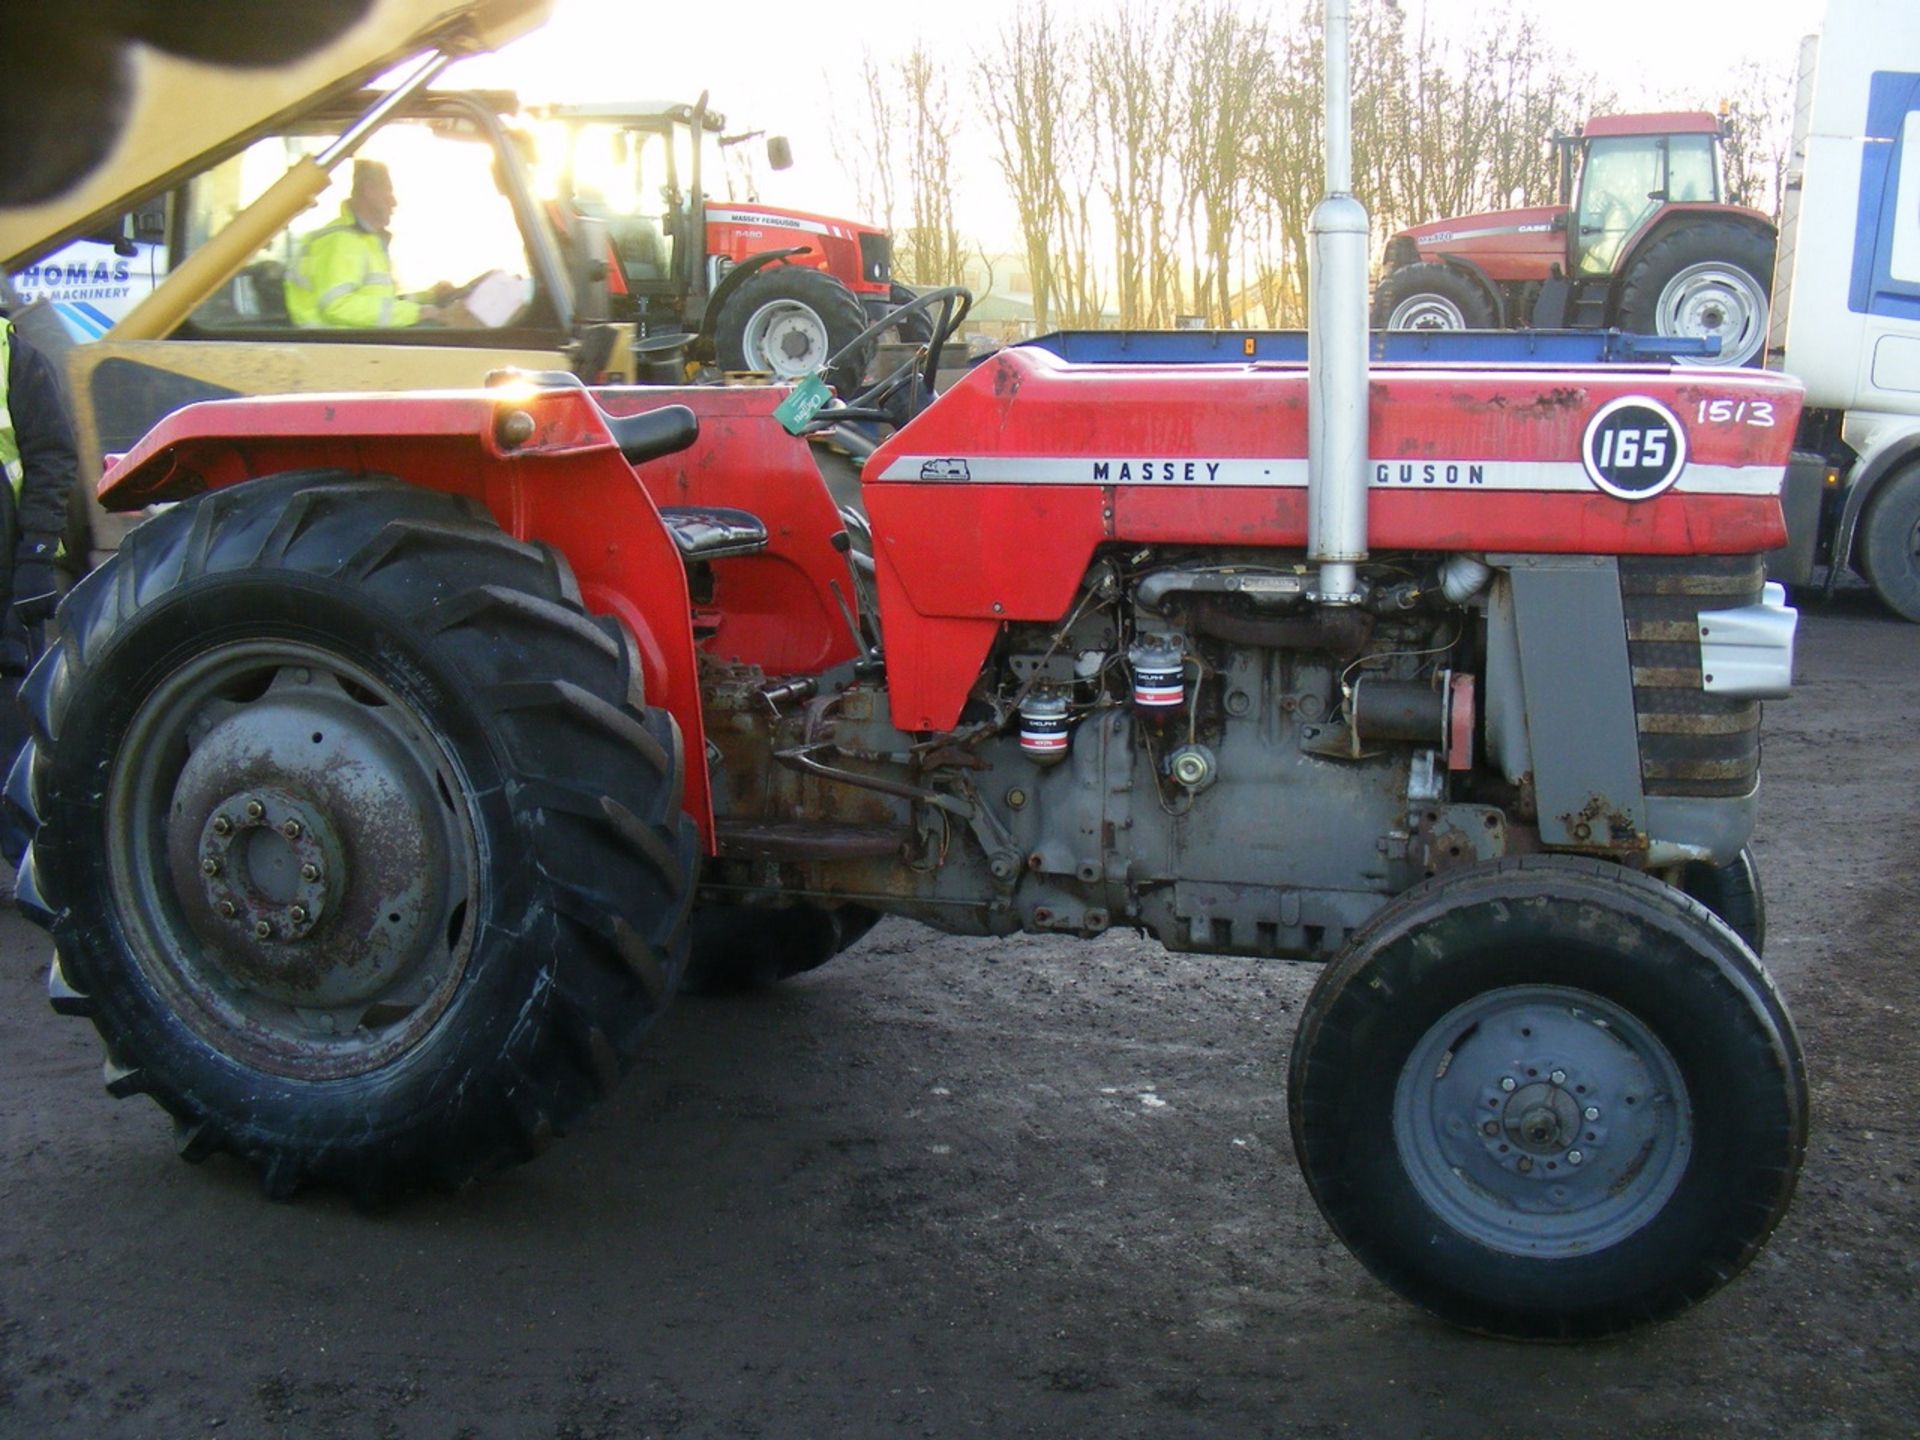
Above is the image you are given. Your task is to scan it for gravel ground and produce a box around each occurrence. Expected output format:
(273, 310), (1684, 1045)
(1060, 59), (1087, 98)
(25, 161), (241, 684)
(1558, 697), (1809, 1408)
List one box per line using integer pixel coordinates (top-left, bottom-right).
(0, 592), (1915, 1439)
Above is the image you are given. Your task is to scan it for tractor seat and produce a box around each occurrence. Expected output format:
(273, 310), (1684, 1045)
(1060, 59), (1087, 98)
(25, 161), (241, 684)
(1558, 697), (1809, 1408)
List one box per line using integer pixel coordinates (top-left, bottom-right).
(657, 506), (769, 562)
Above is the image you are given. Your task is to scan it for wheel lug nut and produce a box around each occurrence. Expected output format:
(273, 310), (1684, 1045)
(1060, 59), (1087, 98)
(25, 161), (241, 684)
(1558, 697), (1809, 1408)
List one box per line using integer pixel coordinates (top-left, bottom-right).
(1499, 1077), (1517, 1092)
(300, 864), (320, 882)
(1481, 1120), (1499, 1137)
(1550, 1069), (1567, 1086)
(1567, 1150), (1584, 1165)
(201, 857), (220, 876)
(217, 900), (236, 918)
(1584, 1106), (1600, 1122)
(1517, 1156), (1533, 1173)
(244, 800), (264, 821)
(289, 905), (308, 924)
(212, 815), (232, 836)
(253, 920), (272, 940)
(282, 819), (302, 839)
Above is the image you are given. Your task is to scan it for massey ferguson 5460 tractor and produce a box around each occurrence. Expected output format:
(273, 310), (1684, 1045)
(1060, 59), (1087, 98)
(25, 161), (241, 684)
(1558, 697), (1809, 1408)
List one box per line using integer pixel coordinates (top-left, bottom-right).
(540, 98), (911, 396)
(10, 2), (1806, 1341)
(1374, 111), (1778, 367)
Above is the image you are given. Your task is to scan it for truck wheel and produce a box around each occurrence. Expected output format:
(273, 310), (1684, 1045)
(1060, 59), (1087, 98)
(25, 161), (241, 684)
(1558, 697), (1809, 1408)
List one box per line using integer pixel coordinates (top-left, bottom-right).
(1289, 857), (1806, 1340)
(12, 471), (697, 1199)
(1370, 262), (1495, 330)
(1617, 221), (1773, 367)
(714, 266), (872, 395)
(1857, 465), (1920, 622)
(1679, 845), (1766, 954)
(683, 903), (881, 992)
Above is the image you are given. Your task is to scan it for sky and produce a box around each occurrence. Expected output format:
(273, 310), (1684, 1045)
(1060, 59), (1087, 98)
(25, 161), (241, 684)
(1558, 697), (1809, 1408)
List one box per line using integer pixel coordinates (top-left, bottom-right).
(453, 0), (1830, 251)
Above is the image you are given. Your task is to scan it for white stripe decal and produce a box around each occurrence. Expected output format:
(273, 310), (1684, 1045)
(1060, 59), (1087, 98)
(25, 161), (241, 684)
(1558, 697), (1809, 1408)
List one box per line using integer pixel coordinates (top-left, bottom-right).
(873, 455), (1781, 497)
(706, 208), (836, 237)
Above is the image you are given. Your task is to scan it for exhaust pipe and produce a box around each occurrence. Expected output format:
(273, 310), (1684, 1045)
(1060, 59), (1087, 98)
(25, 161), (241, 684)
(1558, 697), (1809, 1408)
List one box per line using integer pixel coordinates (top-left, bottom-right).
(1307, 0), (1370, 606)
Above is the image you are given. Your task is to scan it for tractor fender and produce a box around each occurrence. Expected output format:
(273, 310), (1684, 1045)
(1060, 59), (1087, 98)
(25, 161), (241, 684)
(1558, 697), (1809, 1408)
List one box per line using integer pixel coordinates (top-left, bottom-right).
(1613, 205), (1778, 297)
(696, 247), (812, 346)
(1828, 416), (1920, 589)
(1428, 256), (1508, 326)
(95, 385), (721, 847)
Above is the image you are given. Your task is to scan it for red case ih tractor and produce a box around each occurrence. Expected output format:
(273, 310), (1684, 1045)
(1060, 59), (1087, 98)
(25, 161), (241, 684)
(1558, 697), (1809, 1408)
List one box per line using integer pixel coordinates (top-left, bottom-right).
(1373, 112), (1777, 366)
(7, 5), (1808, 1344)
(543, 99), (912, 395)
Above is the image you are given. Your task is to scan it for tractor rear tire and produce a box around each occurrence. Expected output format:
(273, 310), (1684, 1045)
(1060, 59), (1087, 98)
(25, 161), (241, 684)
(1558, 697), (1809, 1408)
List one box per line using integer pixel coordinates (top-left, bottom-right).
(1371, 262), (1496, 331)
(1617, 221), (1773, 367)
(12, 471), (698, 1200)
(1857, 463), (1920, 622)
(714, 266), (872, 396)
(1289, 856), (1806, 1340)
(683, 903), (881, 992)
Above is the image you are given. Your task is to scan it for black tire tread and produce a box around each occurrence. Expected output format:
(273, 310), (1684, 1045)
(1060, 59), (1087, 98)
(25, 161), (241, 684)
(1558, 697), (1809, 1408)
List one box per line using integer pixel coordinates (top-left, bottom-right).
(714, 265), (873, 396)
(21, 469), (698, 1199)
(1617, 220), (1774, 368)
(1290, 855), (1807, 1340)
(1371, 261), (1497, 330)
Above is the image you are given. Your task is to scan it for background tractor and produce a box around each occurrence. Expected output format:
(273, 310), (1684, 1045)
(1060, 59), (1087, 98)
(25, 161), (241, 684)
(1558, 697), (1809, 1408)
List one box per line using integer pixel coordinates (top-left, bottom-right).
(540, 99), (910, 397)
(1373, 112), (1777, 367)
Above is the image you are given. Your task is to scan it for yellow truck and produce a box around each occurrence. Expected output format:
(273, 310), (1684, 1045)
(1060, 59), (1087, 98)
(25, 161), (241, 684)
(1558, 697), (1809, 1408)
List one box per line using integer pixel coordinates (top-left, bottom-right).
(0, 0), (643, 551)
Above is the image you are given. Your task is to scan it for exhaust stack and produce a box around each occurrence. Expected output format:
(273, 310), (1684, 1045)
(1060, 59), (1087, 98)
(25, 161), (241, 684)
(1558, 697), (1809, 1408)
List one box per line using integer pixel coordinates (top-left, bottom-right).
(1307, 0), (1370, 605)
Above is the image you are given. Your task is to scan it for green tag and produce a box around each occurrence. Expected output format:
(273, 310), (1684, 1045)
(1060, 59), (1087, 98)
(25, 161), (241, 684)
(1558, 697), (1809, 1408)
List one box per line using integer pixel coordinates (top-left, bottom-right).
(774, 372), (833, 435)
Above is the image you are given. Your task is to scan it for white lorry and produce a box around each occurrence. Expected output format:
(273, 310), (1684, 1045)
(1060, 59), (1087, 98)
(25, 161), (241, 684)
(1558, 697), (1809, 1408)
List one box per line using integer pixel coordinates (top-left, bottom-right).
(1768, 0), (1920, 618)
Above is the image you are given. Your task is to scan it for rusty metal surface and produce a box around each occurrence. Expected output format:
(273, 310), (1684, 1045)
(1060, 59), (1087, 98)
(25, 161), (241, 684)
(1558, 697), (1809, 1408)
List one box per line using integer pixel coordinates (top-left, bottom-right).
(715, 820), (911, 862)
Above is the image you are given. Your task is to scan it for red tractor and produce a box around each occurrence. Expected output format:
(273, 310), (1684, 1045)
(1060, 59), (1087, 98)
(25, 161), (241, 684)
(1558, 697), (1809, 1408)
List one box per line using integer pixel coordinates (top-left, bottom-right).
(11, 290), (1808, 1339)
(543, 99), (915, 395)
(1373, 112), (1777, 366)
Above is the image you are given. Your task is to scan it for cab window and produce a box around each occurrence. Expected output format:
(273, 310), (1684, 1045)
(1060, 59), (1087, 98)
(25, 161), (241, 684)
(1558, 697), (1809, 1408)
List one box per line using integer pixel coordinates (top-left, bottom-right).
(1667, 135), (1719, 203)
(1575, 136), (1664, 275)
(547, 122), (680, 286)
(180, 119), (540, 335)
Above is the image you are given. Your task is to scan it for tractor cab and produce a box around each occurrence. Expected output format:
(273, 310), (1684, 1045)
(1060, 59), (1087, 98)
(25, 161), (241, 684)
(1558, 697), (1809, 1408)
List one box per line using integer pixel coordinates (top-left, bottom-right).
(533, 101), (896, 391)
(1559, 113), (1729, 276)
(535, 100), (780, 303)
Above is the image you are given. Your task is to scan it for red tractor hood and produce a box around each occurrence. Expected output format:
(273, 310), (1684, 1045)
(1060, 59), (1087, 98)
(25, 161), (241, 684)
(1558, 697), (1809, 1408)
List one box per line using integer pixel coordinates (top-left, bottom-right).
(704, 201), (884, 241)
(1391, 204), (1567, 282)
(1395, 204), (1565, 248)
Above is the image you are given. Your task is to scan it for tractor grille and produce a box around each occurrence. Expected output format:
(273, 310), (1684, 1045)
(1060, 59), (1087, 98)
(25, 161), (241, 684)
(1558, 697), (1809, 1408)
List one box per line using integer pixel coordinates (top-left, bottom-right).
(1620, 556), (1766, 799)
(858, 232), (892, 285)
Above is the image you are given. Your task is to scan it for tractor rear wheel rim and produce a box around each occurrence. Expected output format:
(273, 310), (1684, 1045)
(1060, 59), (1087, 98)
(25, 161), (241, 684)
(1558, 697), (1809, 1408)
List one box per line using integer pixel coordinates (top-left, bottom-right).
(1393, 983), (1692, 1256)
(1387, 294), (1467, 330)
(1656, 261), (1766, 366)
(108, 640), (478, 1079)
(741, 298), (830, 379)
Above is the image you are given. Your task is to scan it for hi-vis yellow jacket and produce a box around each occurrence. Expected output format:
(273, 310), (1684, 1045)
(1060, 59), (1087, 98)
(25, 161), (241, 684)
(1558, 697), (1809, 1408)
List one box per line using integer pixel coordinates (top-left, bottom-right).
(285, 204), (421, 327)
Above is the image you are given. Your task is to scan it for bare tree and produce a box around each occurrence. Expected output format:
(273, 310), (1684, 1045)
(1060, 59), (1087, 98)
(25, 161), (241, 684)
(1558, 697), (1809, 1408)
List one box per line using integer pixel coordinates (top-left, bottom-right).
(1717, 57), (1797, 220)
(980, 3), (1080, 329)
(834, 52), (897, 239)
(897, 42), (966, 287)
(1088, 1), (1185, 327)
(1179, 1), (1271, 323)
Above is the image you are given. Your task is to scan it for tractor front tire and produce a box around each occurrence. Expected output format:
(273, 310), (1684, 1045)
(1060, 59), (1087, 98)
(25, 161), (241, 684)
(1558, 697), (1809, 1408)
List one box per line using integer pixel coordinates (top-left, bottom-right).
(714, 266), (872, 396)
(1371, 262), (1496, 331)
(13, 472), (698, 1200)
(1857, 463), (1920, 622)
(1617, 221), (1774, 367)
(1679, 845), (1767, 955)
(1289, 857), (1806, 1340)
